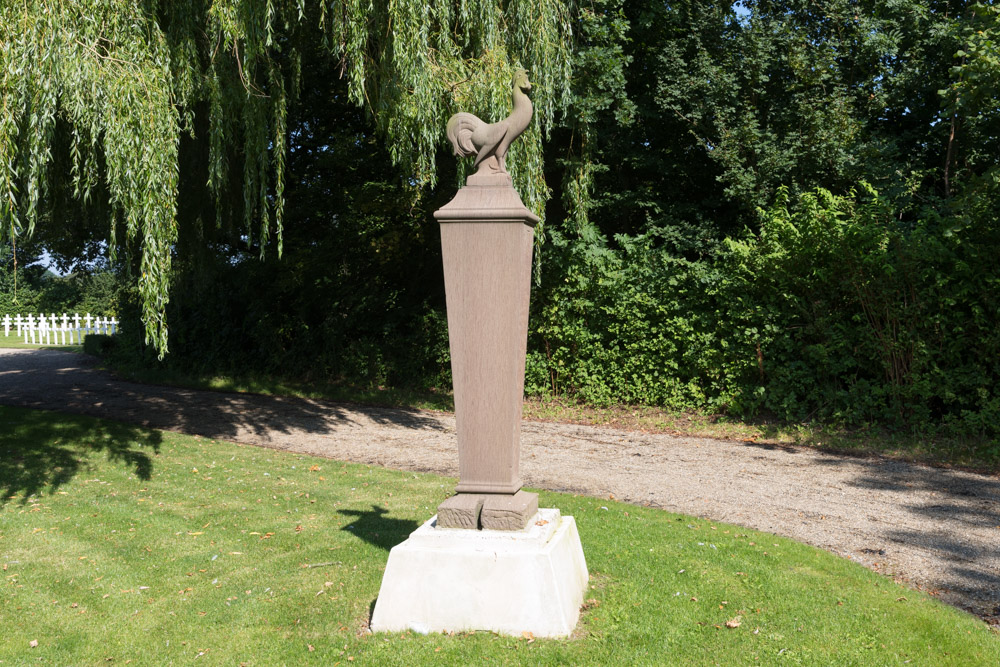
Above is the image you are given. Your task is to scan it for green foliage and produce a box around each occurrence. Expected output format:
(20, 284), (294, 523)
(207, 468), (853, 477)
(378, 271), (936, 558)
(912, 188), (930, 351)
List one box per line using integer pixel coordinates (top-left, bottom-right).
(83, 333), (117, 358)
(941, 2), (1000, 193)
(530, 180), (1000, 436)
(0, 271), (41, 317)
(113, 43), (452, 392)
(29, 1), (1000, 438)
(527, 230), (733, 410)
(724, 180), (1000, 432)
(520, 0), (1000, 437)
(0, 243), (123, 319)
(0, 0), (575, 354)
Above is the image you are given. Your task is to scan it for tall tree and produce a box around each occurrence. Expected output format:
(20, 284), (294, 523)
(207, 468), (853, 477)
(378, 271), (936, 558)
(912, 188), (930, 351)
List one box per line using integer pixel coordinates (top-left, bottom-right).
(0, 0), (575, 353)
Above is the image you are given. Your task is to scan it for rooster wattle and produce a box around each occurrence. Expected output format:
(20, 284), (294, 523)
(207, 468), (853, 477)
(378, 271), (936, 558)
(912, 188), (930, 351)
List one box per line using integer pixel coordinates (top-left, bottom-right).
(446, 69), (533, 175)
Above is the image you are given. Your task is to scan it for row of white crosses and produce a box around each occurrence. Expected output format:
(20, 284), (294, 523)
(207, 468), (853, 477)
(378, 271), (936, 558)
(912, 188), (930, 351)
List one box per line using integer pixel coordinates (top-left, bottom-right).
(2, 313), (118, 345)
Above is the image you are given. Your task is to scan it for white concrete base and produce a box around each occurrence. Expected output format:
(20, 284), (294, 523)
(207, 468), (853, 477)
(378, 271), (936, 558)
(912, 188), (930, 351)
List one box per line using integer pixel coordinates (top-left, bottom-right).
(370, 508), (588, 637)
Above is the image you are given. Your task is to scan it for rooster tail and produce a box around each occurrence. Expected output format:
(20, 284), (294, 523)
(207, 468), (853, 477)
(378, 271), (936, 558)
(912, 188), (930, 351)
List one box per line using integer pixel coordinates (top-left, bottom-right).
(446, 112), (481, 157)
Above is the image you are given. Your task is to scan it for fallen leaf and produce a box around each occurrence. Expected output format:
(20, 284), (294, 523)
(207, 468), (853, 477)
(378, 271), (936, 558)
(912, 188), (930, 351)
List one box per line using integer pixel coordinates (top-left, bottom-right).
(29, 640), (39, 648)
(308, 645), (315, 652)
(726, 617), (742, 629)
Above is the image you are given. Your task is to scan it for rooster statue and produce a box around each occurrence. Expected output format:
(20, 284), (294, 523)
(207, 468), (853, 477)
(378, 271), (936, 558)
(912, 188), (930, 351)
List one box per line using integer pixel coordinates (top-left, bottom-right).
(446, 69), (532, 176)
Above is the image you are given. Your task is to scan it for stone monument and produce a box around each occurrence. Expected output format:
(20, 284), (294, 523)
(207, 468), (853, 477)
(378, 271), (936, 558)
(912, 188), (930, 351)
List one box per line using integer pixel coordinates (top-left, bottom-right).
(370, 69), (588, 638)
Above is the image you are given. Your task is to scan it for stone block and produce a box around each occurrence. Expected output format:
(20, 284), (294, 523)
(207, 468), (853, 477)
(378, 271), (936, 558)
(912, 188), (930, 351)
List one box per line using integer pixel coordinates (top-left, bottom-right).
(481, 490), (538, 531)
(436, 493), (485, 529)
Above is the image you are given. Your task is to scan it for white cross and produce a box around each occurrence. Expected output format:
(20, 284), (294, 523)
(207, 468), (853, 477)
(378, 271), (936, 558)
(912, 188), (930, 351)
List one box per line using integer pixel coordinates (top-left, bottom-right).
(14, 314), (22, 334)
(3, 314), (9, 337)
(85, 313), (93, 331)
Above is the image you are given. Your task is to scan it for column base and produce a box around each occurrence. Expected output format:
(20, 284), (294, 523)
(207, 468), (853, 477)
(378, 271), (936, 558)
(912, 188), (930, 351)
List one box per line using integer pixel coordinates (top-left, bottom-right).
(437, 490), (538, 531)
(370, 508), (588, 637)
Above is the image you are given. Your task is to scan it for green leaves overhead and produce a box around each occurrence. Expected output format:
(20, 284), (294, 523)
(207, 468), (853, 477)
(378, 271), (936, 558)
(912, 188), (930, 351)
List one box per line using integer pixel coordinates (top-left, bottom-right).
(0, 1), (574, 354)
(1, 2), (180, 353)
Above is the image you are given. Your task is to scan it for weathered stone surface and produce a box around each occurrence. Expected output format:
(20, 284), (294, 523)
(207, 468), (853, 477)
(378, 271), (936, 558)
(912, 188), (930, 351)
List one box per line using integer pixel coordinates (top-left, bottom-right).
(436, 493), (486, 529)
(437, 218), (535, 496)
(481, 490), (538, 531)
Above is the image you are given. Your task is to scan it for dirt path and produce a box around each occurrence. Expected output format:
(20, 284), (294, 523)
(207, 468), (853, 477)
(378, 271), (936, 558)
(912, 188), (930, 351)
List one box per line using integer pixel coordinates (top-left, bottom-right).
(1, 347), (998, 624)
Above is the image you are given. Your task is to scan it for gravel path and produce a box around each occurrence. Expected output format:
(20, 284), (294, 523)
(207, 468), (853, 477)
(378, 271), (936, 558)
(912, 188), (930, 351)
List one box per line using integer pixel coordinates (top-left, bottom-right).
(2, 347), (998, 624)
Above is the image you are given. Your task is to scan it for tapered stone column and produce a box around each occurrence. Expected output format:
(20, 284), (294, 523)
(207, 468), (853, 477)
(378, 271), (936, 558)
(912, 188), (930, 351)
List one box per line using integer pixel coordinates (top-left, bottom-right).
(435, 171), (538, 497)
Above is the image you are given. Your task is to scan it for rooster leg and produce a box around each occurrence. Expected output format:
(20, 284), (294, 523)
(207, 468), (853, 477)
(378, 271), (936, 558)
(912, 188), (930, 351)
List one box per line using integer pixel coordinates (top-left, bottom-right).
(473, 146), (491, 171)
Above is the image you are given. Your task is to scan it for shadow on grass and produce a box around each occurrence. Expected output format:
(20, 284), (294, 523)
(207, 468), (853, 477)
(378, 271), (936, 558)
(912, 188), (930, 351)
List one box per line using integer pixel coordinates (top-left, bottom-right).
(0, 406), (162, 506)
(0, 349), (448, 449)
(338, 505), (419, 552)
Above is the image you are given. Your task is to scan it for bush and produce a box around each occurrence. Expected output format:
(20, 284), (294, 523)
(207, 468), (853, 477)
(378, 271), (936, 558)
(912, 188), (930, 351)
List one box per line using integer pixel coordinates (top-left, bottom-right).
(83, 334), (117, 358)
(528, 183), (1000, 435)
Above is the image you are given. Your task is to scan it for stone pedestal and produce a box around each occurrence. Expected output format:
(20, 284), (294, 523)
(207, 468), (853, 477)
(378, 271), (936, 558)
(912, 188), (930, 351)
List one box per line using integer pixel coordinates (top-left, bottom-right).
(370, 509), (588, 637)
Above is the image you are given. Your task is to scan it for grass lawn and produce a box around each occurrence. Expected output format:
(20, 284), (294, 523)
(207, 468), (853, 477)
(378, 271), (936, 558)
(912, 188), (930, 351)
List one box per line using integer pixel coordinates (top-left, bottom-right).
(0, 331), (82, 352)
(1, 406), (997, 665)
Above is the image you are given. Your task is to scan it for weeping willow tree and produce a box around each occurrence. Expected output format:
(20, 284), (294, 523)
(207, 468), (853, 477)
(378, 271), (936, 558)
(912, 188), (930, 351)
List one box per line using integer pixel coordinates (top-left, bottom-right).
(0, 0), (574, 354)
